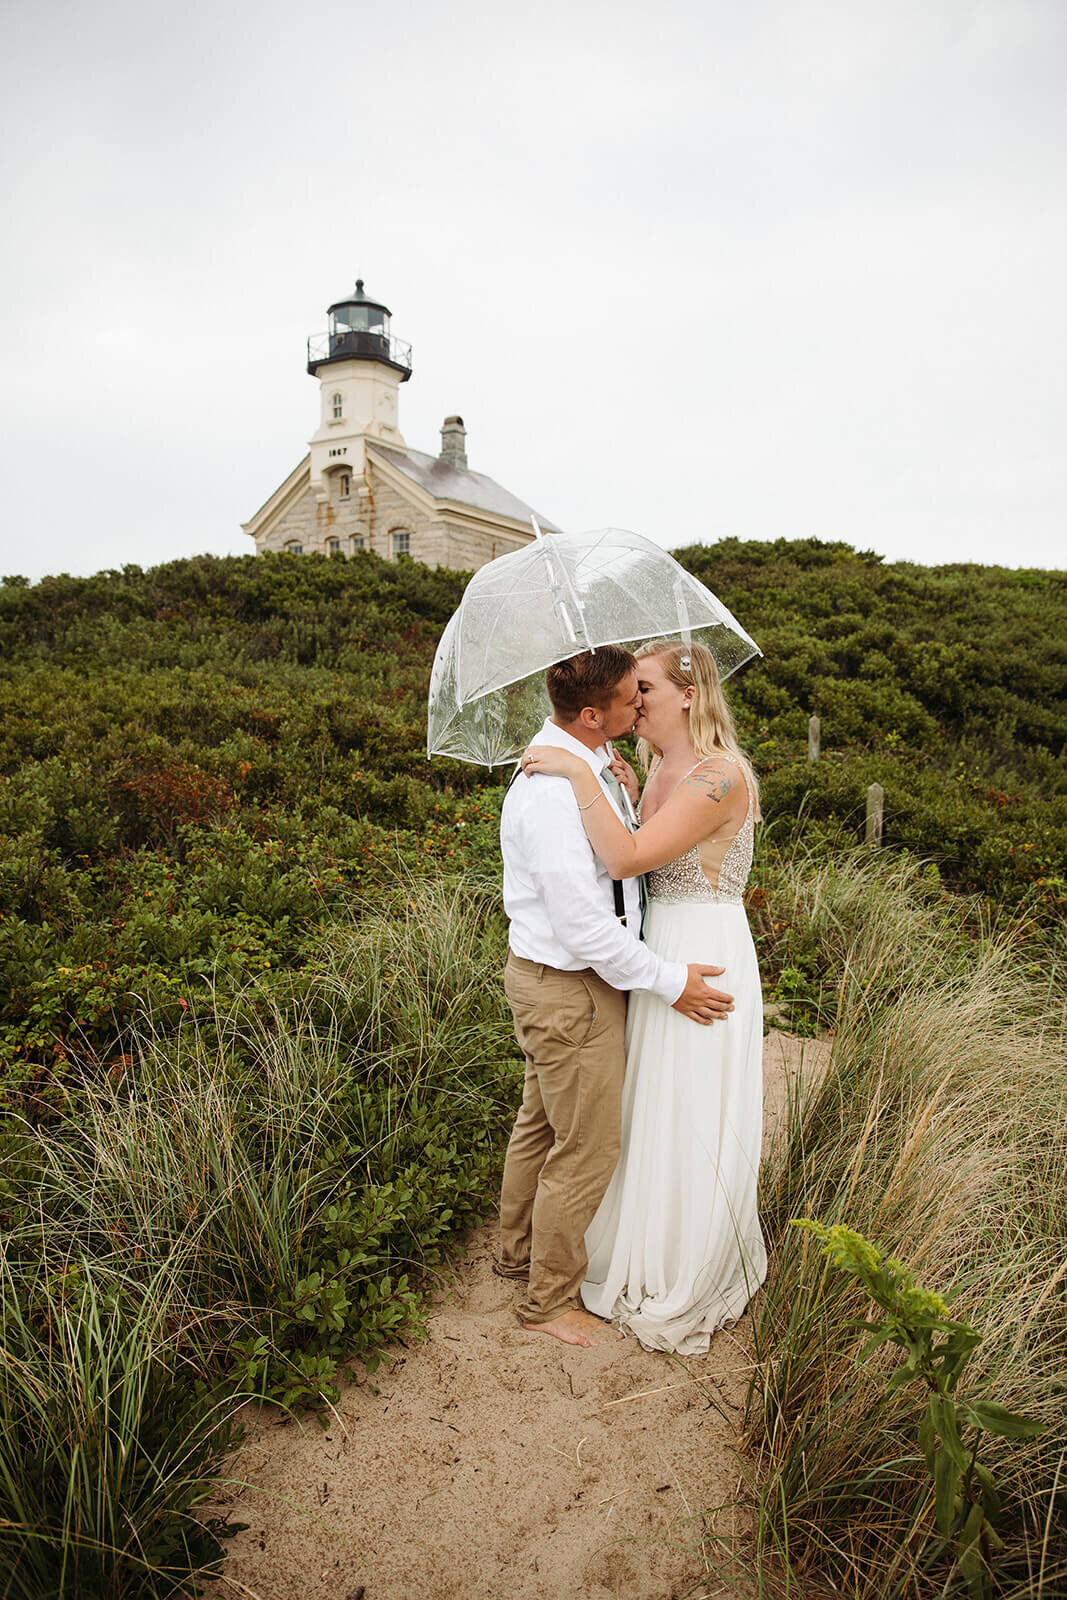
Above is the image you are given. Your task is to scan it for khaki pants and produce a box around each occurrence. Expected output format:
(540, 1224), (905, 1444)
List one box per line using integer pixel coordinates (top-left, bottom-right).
(497, 952), (627, 1324)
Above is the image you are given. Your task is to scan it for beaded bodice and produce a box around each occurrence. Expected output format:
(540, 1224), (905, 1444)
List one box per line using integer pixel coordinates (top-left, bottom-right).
(643, 753), (755, 907)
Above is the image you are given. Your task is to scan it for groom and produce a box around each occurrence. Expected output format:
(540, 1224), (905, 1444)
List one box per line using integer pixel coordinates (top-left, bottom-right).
(495, 645), (734, 1348)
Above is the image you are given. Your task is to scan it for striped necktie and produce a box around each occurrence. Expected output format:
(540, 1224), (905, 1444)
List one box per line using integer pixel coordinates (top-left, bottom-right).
(600, 764), (632, 824)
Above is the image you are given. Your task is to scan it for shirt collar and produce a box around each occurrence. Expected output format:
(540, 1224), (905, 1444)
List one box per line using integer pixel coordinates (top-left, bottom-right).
(533, 717), (610, 776)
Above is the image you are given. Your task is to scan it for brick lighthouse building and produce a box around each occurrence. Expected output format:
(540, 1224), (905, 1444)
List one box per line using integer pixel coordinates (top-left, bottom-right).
(242, 278), (558, 569)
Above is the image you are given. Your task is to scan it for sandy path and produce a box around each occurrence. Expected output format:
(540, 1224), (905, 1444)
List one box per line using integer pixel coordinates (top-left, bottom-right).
(203, 1031), (828, 1600)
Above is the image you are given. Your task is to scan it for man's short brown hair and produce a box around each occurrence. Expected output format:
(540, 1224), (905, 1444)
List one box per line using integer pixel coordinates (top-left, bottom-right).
(545, 646), (638, 719)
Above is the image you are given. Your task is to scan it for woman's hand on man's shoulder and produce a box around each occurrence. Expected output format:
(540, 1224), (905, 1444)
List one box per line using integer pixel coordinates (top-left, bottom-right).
(519, 744), (585, 781)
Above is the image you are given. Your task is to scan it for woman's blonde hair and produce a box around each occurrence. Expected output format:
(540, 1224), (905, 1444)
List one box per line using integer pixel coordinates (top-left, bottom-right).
(635, 639), (760, 813)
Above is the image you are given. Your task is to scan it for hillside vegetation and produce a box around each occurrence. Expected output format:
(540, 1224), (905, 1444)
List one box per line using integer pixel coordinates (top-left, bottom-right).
(0, 541), (1064, 1597)
(2, 540), (1063, 1077)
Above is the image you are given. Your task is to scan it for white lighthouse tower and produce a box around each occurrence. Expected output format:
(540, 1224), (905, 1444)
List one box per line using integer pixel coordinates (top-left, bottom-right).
(305, 278), (412, 507)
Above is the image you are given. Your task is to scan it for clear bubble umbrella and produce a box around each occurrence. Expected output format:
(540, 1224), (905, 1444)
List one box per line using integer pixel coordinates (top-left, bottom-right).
(427, 524), (761, 769)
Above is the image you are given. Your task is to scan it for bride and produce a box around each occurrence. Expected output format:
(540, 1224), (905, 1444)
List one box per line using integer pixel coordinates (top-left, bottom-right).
(521, 639), (766, 1353)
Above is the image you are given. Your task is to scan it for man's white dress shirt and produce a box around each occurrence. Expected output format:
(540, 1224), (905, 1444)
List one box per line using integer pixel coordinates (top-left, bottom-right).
(500, 719), (687, 1006)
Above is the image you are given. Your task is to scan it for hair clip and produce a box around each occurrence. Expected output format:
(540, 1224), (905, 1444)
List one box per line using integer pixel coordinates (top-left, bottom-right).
(679, 652), (692, 672)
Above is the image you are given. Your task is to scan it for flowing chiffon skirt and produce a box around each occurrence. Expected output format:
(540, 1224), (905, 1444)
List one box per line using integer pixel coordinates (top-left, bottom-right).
(581, 899), (767, 1354)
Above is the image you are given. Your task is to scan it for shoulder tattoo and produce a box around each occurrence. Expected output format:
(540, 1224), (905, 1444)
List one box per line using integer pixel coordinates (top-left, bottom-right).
(681, 765), (736, 805)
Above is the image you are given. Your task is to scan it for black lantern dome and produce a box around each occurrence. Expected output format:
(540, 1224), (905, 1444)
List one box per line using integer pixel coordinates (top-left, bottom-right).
(306, 278), (412, 379)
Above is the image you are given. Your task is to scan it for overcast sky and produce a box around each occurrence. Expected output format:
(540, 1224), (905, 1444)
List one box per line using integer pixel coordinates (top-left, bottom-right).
(2, 0), (1064, 582)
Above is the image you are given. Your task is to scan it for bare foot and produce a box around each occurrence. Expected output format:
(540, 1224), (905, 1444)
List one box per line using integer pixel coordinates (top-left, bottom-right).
(521, 1308), (623, 1348)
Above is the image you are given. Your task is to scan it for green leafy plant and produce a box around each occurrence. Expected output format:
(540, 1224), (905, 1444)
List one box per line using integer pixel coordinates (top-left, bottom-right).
(793, 1217), (1044, 1597)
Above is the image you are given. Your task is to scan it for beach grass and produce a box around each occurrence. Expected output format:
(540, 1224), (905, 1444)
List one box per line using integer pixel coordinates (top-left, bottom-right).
(744, 850), (1067, 1598)
(3, 849), (1064, 1596)
(0, 875), (519, 1597)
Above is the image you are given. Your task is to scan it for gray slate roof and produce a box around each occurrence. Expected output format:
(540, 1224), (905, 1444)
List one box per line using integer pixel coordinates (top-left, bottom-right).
(369, 445), (561, 532)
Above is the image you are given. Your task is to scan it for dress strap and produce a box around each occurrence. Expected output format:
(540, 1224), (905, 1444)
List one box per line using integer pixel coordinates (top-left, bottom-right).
(682, 750), (740, 780)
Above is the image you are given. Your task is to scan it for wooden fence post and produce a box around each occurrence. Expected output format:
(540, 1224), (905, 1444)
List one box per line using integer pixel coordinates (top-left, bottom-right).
(866, 782), (885, 847)
(808, 715), (821, 763)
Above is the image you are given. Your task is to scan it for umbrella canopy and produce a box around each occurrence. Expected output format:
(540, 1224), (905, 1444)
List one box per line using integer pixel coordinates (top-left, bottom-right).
(427, 526), (761, 767)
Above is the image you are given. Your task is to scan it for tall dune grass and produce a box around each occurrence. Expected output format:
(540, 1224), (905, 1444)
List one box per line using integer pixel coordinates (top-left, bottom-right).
(0, 1247), (240, 1600)
(748, 852), (1067, 1598)
(0, 877), (519, 1597)
(5, 851), (1063, 1596)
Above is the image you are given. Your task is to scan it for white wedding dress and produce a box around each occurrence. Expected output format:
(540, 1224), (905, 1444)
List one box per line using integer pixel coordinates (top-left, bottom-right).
(581, 753), (767, 1354)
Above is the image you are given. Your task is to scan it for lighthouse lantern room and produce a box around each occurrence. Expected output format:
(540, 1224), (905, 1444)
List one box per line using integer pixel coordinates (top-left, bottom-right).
(307, 278), (413, 377)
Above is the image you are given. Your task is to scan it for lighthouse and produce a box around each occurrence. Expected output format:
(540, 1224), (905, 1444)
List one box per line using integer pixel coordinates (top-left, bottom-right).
(306, 279), (412, 509)
(242, 277), (558, 567)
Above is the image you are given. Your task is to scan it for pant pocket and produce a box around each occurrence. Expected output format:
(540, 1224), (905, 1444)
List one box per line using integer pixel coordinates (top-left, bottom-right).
(553, 974), (597, 1048)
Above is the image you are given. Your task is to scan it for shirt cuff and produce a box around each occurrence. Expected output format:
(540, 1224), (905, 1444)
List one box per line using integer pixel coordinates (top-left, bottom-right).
(651, 960), (688, 1006)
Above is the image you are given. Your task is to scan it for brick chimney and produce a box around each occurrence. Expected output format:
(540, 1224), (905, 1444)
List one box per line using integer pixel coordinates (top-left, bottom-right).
(439, 415), (467, 469)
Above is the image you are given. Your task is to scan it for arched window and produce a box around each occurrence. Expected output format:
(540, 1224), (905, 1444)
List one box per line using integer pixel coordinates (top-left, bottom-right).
(331, 392), (343, 420)
(350, 534), (365, 553)
(392, 529), (411, 558)
(339, 473), (351, 499)
(284, 540), (303, 555)
(327, 537), (342, 557)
